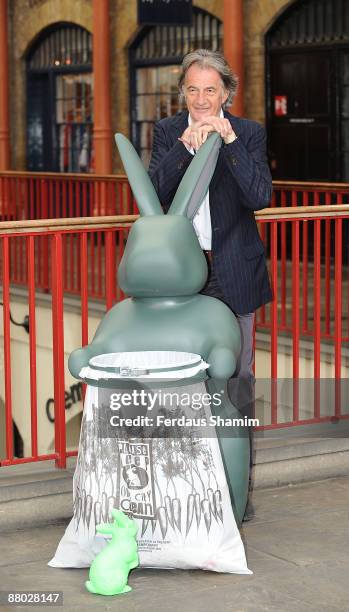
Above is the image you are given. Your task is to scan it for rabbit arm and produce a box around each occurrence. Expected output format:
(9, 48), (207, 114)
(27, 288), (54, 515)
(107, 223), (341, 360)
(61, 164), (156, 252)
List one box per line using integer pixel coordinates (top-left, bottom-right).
(220, 123), (272, 211)
(68, 342), (105, 380)
(207, 346), (238, 380)
(148, 121), (193, 211)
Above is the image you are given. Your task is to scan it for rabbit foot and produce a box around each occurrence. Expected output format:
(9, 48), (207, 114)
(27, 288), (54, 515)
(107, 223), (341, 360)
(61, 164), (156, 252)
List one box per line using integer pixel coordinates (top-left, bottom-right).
(85, 580), (98, 595)
(85, 580), (132, 596)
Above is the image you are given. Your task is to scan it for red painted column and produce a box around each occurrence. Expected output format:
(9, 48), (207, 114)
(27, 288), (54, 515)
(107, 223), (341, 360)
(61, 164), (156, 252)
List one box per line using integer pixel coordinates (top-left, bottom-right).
(223, 0), (244, 117)
(0, 0), (10, 169)
(92, 0), (112, 175)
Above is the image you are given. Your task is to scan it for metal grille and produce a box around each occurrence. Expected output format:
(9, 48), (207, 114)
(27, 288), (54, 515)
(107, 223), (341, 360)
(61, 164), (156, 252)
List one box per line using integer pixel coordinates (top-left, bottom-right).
(28, 24), (92, 70)
(135, 8), (222, 60)
(26, 24), (93, 172)
(268, 0), (349, 48)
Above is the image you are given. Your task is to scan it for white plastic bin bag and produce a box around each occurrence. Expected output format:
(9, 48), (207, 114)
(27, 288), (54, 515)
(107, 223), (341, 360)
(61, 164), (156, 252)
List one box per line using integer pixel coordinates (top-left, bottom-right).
(48, 352), (252, 574)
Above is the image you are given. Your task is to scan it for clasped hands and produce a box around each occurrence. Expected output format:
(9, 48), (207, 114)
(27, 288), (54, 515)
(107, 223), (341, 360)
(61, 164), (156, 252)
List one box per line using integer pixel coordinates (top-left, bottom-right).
(179, 116), (237, 150)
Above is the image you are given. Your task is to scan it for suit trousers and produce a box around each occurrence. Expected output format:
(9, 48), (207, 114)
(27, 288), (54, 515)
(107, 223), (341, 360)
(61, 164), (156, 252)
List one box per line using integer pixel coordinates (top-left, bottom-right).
(200, 258), (255, 491)
(200, 259), (255, 409)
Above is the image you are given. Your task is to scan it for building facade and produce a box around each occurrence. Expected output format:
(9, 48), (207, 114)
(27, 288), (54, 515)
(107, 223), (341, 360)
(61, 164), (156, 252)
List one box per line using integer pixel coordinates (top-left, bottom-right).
(1, 0), (349, 461)
(2, 0), (348, 180)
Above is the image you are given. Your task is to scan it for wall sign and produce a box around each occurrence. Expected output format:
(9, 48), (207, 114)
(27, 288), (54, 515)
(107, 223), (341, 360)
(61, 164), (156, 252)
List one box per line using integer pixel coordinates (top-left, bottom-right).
(274, 95), (287, 116)
(46, 382), (83, 423)
(138, 0), (193, 25)
(289, 118), (315, 123)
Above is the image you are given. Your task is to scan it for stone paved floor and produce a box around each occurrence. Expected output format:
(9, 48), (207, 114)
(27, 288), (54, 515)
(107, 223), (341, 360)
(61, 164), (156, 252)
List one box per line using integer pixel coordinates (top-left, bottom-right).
(0, 477), (348, 612)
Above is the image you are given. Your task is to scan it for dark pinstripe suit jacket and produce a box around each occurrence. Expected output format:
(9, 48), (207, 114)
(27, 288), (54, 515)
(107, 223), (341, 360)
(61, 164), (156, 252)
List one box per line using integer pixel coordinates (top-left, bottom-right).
(148, 110), (273, 315)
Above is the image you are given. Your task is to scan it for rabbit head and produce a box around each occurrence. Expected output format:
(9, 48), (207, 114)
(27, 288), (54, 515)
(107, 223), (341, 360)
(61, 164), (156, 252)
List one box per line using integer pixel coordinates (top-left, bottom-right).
(111, 508), (138, 537)
(115, 132), (221, 297)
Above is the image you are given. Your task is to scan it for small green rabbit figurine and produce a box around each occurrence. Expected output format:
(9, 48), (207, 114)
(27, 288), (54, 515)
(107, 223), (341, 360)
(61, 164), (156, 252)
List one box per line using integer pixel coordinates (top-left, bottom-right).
(85, 509), (139, 596)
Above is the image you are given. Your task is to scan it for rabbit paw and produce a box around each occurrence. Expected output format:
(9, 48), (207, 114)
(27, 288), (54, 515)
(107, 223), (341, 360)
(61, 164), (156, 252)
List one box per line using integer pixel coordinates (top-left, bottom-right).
(68, 347), (91, 379)
(207, 347), (237, 379)
(68, 344), (105, 380)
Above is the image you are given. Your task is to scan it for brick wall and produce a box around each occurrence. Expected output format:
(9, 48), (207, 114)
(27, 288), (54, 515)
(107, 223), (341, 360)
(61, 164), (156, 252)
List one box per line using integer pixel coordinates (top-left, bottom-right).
(243, 0), (290, 124)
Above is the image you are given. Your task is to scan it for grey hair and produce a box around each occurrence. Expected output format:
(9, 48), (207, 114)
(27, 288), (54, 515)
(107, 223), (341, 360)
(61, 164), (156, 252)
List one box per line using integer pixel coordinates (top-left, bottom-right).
(178, 49), (238, 108)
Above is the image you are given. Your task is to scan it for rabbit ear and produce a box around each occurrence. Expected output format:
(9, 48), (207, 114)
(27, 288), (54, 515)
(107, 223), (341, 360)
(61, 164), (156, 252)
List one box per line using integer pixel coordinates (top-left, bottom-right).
(115, 133), (163, 216)
(168, 132), (221, 217)
(112, 509), (130, 527)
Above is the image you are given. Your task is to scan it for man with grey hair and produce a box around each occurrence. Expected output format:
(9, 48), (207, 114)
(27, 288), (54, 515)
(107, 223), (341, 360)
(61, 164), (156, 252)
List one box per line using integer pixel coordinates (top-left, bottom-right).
(149, 49), (273, 520)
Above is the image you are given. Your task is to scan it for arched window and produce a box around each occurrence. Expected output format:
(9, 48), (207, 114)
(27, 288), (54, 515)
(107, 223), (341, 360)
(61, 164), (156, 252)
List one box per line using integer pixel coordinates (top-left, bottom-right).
(129, 8), (222, 165)
(266, 0), (349, 181)
(26, 23), (93, 172)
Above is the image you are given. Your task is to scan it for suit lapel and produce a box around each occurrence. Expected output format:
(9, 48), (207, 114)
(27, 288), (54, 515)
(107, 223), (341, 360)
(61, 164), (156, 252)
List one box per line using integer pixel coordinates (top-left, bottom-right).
(168, 111), (189, 144)
(224, 110), (239, 132)
(210, 110), (239, 192)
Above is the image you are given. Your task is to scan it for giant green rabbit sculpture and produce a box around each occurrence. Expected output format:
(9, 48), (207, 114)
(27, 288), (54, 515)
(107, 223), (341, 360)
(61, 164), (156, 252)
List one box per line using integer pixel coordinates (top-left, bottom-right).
(68, 132), (250, 525)
(69, 133), (241, 380)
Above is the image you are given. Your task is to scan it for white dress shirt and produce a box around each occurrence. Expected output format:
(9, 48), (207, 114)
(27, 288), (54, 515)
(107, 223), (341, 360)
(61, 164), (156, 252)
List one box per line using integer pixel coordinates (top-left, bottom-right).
(186, 110), (224, 250)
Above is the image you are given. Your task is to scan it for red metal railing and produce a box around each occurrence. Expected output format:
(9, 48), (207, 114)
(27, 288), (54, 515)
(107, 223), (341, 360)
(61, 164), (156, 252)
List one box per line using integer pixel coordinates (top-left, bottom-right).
(0, 172), (136, 220)
(1, 173), (348, 220)
(0, 206), (349, 468)
(1, 176), (349, 308)
(269, 181), (349, 339)
(0, 218), (135, 468)
(255, 205), (349, 430)
(271, 180), (349, 207)
(0, 172), (137, 300)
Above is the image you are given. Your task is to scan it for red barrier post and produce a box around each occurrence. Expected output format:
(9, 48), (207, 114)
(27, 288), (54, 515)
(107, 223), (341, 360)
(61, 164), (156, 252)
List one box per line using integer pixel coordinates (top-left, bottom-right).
(1, 236), (13, 463)
(270, 221), (278, 424)
(325, 193), (331, 335)
(292, 220), (300, 422)
(80, 232), (89, 347)
(313, 219), (321, 418)
(51, 233), (66, 468)
(334, 218), (342, 417)
(105, 229), (115, 310)
(28, 235), (38, 457)
(280, 190), (289, 329)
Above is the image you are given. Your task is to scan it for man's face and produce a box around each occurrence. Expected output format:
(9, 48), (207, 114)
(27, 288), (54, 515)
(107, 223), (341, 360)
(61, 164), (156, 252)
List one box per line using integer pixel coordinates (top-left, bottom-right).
(183, 63), (228, 122)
